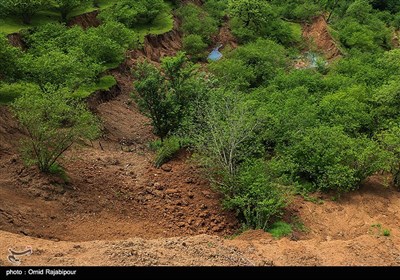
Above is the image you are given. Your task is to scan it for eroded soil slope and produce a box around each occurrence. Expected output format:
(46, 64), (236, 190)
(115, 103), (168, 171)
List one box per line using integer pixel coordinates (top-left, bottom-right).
(1, 177), (400, 266)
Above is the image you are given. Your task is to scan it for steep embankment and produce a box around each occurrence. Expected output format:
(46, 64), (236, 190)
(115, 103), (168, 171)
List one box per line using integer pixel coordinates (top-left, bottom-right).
(302, 15), (341, 59)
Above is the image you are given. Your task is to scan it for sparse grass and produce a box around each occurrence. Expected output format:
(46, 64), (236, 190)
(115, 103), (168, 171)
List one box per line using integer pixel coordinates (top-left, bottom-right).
(224, 224), (252, 240)
(296, 188), (324, 204)
(370, 223), (391, 237)
(268, 221), (293, 239)
(291, 216), (308, 233)
(49, 163), (69, 183)
(149, 139), (163, 151)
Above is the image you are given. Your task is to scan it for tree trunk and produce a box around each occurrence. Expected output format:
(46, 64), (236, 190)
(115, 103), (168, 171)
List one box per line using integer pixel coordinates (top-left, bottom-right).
(22, 14), (31, 25)
(61, 11), (68, 23)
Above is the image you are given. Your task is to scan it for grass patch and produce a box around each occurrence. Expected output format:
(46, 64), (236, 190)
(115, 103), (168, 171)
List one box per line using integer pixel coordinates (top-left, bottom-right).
(73, 75), (117, 99)
(0, 82), (40, 104)
(268, 221), (293, 239)
(0, 0), (120, 35)
(133, 3), (174, 43)
(154, 136), (181, 168)
(291, 216), (308, 233)
(0, 88), (19, 104)
(288, 22), (303, 43)
(69, 0), (119, 18)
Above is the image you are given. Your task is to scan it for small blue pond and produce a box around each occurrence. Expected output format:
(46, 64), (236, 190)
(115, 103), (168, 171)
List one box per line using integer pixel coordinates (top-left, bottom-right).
(208, 45), (223, 61)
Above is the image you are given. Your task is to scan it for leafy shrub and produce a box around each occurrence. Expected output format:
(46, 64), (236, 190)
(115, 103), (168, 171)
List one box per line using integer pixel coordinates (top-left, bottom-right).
(0, 82), (39, 104)
(176, 3), (218, 43)
(183, 34), (207, 59)
(228, 0), (298, 45)
(0, 0), (49, 24)
(223, 159), (288, 230)
(12, 87), (100, 172)
(0, 35), (22, 81)
(211, 39), (287, 89)
(133, 52), (204, 140)
(279, 126), (391, 192)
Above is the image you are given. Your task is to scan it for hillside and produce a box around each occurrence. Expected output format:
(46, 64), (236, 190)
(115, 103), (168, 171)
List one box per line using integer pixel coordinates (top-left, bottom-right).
(1, 0), (400, 267)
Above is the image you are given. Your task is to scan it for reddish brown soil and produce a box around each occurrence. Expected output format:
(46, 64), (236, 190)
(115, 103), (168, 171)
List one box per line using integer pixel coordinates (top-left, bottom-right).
(128, 18), (182, 63)
(213, 21), (238, 50)
(0, 89), (238, 243)
(302, 15), (341, 60)
(1, 176), (400, 266)
(67, 11), (100, 29)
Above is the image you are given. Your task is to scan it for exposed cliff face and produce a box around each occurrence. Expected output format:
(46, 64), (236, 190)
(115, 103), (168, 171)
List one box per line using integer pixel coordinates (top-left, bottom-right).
(129, 18), (182, 63)
(86, 84), (121, 112)
(303, 16), (341, 60)
(7, 33), (26, 50)
(67, 10), (101, 29)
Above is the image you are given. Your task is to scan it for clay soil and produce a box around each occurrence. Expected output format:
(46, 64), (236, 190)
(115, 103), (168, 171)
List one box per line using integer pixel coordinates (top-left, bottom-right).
(302, 15), (341, 60)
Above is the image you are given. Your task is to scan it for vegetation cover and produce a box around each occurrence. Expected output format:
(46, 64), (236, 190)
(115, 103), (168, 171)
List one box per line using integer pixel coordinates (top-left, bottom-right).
(1, 0), (400, 232)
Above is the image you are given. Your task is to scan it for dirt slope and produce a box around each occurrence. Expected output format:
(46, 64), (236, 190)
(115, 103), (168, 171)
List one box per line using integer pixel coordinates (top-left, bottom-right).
(302, 16), (341, 59)
(1, 177), (400, 266)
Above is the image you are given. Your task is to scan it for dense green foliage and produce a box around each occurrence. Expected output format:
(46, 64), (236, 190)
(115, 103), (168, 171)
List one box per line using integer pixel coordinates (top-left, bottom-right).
(53, 0), (89, 22)
(99, 0), (166, 28)
(176, 3), (218, 59)
(0, 0), (49, 24)
(0, 35), (21, 80)
(133, 52), (206, 140)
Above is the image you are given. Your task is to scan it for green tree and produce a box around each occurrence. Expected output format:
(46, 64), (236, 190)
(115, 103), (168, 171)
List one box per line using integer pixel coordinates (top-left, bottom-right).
(278, 125), (391, 192)
(192, 90), (262, 179)
(20, 50), (101, 91)
(0, 35), (21, 81)
(177, 3), (218, 42)
(377, 124), (400, 188)
(223, 159), (287, 230)
(99, 0), (166, 28)
(228, 0), (273, 30)
(133, 61), (176, 141)
(0, 0), (49, 24)
(183, 34), (207, 59)
(53, 0), (89, 23)
(214, 39), (287, 89)
(133, 52), (200, 140)
(12, 87), (100, 172)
